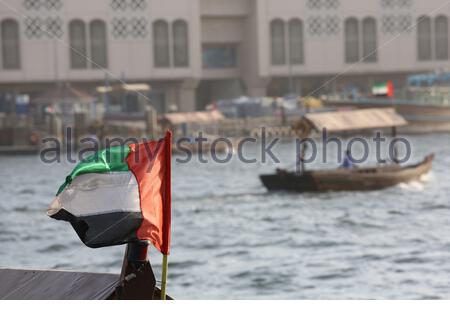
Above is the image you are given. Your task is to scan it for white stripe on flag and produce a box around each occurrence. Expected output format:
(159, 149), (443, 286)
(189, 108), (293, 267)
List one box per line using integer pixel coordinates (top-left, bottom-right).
(47, 172), (140, 217)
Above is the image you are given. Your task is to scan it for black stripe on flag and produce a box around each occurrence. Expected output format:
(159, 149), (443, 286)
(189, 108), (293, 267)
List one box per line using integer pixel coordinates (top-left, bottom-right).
(52, 210), (143, 248)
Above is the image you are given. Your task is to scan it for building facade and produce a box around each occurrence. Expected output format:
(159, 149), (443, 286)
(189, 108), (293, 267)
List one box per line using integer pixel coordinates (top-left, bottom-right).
(0, 0), (449, 112)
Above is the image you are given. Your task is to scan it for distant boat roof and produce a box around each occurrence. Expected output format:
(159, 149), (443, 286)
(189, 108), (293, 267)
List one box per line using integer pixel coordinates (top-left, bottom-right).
(304, 108), (408, 133)
(162, 110), (224, 125)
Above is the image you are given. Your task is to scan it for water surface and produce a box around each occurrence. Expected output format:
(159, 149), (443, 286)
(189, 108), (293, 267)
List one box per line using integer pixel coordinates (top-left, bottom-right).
(0, 134), (449, 299)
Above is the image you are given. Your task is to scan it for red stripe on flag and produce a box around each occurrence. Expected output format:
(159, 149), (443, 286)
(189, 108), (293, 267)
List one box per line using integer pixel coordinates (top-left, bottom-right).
(127, 131), (172, 255)
(387, 80), (394, 98)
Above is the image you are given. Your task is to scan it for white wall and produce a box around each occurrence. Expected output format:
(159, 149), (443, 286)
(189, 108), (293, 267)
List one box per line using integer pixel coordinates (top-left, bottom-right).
(1, 0), (450, 86)
(257, 0), (450, 78)
(0, 0), (201, 83)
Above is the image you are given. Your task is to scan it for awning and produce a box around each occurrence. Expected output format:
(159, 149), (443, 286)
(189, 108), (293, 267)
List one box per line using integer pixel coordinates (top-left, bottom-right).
(304, 108), (408, 133)
(162, 110), (224, 125)
(33, 83), (94, 104)
(96, 83), (151, 93)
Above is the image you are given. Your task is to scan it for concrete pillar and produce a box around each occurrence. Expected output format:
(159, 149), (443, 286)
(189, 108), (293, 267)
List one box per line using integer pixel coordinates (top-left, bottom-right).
(165, 85), (178, 112)
(178, 79), (200, 112)
(244, 77), (269, 98)
(74, 112), (87, 140)
(47, 113), (62, 139)
(240, 0), (269, 98)
(145, 107), (158, 139)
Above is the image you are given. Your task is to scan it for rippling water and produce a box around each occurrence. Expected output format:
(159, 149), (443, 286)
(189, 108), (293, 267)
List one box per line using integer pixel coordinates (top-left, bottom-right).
(1, 133), (450, 299)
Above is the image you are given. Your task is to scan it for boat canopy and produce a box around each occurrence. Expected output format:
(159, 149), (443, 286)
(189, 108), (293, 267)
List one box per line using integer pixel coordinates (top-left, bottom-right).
(303, 108), (408, 133)
(161, 110), (224, 126)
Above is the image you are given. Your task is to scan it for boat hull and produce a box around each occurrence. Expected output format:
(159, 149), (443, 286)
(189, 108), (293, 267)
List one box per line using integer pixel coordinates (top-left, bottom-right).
(260, 154), (434, 193)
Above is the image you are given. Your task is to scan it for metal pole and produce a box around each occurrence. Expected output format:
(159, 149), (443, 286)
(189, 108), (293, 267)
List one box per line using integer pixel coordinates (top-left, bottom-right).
(121, 72), (126, 112)
(53, 38), (59, 83)
(104, 73), (110, 113)
(392, 126), (399, 163)
(286, 21), (294, 94)
(160, 255), (168, 300)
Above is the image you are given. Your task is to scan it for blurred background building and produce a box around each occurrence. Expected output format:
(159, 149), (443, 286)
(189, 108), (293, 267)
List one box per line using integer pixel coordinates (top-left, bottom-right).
(0, 0), (449, 113)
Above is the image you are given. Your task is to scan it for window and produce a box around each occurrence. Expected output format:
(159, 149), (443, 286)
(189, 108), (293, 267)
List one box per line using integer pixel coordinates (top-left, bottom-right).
(202, 46), (237, 69)
(271, 19), (286, 65)
(417, 16), (432, 61)
(362, 17), (377, 62)
(435, 15), (448, 60)
(153, 20), (170, 67)
(90, 20), (108, 68)
(288, 19), (304, 65)
(173, 20), (189, 67)
(69, 20), (87, 69)
(345, 18), (359, 63)
(1, 19), (21, 69)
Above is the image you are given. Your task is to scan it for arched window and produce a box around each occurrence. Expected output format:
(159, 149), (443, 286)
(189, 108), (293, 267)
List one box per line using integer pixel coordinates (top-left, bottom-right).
(417, 16), (432, 61)
(288, 19), (304, 65)
(173, 20), (189, 67)
(153, 20), (170, 67)
(69, 20), (87, 69)
(271, 19), (286, 65)
(435, 15), (448, 60)
(1, 19), (21, 69)
(362, 17), (377, 62)
(90, 20), (108, 68)
(345, 18), (359, 63)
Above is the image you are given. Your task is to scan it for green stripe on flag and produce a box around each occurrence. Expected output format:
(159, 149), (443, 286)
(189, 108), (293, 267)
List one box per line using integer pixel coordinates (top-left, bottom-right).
(57, 145), (131, 195)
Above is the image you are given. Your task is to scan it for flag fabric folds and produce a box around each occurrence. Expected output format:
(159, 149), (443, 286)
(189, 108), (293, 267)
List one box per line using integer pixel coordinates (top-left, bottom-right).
(47, 132), (172, 255)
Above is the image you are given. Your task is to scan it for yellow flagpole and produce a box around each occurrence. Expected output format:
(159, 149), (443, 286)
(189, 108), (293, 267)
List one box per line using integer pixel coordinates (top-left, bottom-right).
(160, 254), (168, 300)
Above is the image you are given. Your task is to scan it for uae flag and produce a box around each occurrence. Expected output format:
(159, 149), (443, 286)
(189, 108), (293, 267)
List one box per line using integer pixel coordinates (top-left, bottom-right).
(372, 80), (394, 97)
(47, 132), (172, 255)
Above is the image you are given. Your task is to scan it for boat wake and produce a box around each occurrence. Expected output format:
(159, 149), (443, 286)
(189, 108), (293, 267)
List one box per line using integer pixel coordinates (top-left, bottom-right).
(419, 172), (433, 183)
(398, 172), (433, 191)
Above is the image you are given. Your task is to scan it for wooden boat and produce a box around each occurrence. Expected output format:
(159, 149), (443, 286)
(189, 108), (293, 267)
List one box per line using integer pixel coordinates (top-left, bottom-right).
(261, 154), (434, 192)
(0, 242), (171, 300)
(260, 108), (435, 193)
